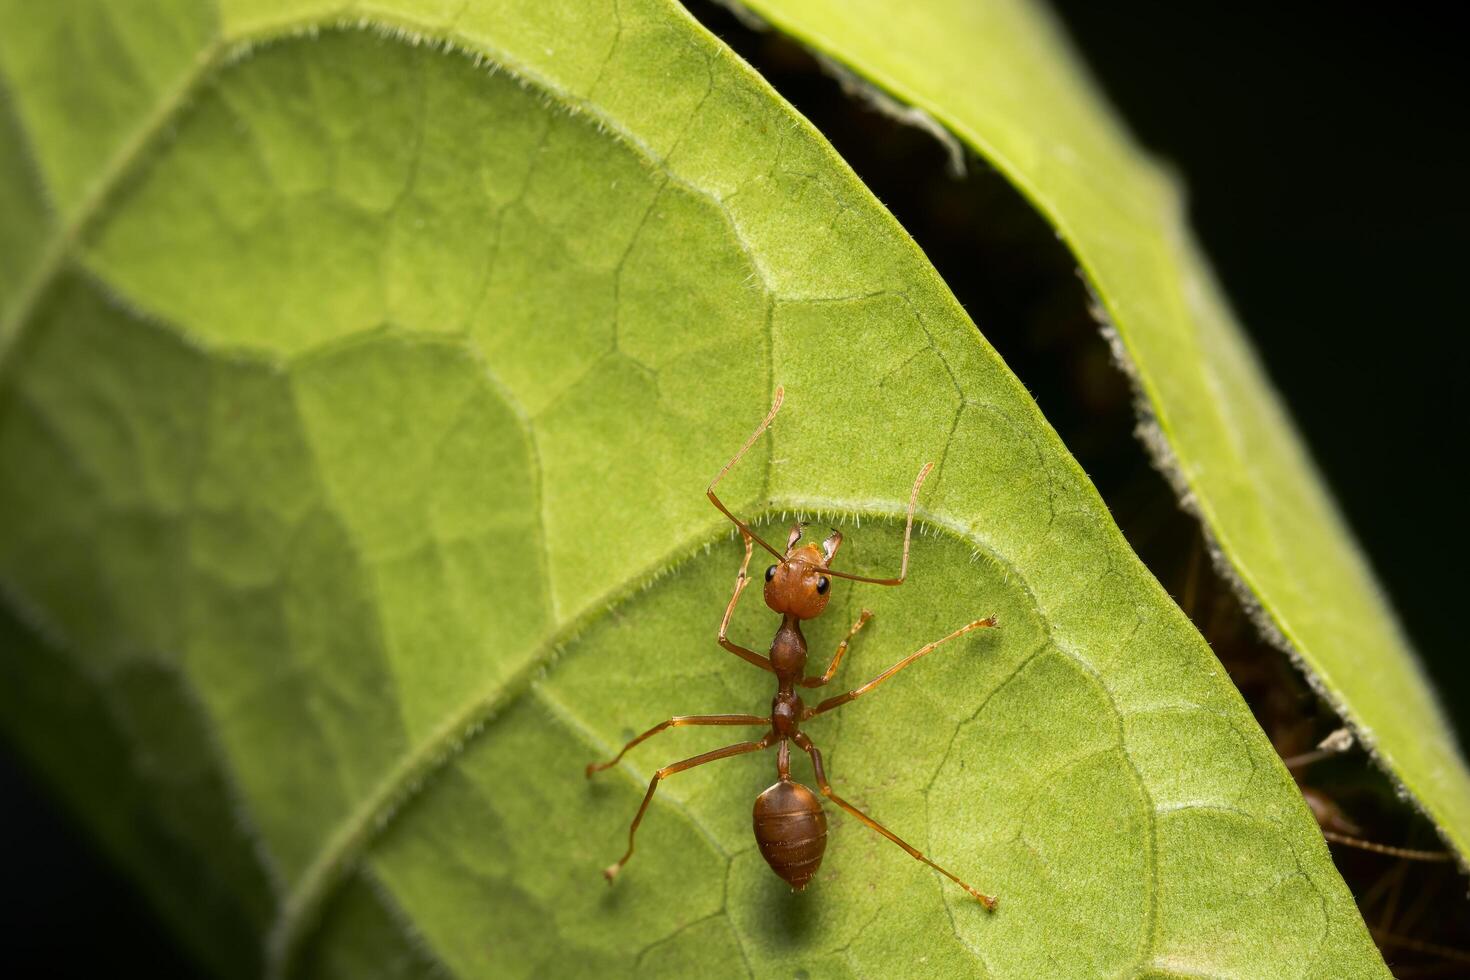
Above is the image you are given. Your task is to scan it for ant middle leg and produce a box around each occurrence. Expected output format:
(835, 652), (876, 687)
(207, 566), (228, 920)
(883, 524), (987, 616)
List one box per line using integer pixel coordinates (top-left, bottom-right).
(603, 735), (774, 882)
(800, 608), (874, 688)
(806, 616), (997, 719)
(793, 733), (996, 909)
(718, 531), (774, 672)
(586, 714), (767, 777)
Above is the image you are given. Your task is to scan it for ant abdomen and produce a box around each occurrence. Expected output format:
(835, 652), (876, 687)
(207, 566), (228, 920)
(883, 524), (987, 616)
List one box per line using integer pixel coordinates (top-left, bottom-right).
(754, 779), (828, 890)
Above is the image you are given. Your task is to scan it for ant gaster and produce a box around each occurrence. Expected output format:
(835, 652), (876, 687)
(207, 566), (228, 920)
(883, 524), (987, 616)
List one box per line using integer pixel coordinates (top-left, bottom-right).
(586, 387), (1000, 908)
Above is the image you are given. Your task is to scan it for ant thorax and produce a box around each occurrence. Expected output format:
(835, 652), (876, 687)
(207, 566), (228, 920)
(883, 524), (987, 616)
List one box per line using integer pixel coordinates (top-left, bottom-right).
(769, 617), (808, 680)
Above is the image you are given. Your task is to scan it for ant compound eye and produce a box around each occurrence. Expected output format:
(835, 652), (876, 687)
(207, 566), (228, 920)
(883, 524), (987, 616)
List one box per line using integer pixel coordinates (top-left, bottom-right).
(765, 565), (777, 583)
(816, 576), (830, 596)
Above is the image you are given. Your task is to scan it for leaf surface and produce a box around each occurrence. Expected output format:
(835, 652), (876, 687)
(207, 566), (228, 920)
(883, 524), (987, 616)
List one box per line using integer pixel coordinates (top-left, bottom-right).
(0, 1), (1385, 976)
(729, 0), (1470, 862)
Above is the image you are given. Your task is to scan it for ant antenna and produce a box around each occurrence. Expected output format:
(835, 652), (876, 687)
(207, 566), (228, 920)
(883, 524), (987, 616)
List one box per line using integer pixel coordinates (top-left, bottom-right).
(817, 461), (934, 586)
(708, 387), (786, 560)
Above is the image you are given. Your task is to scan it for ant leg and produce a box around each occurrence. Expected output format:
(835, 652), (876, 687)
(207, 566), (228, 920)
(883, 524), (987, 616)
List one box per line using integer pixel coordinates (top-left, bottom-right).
(800, 609), (873, 688)
(1299, 788), (1448, 862)
(719, 531), (774, 672)
(818, 461), (933, 587)
(793, 733), (995, 909)
(1318, 831), (1451, 862)
(586, 714), (767, 777)
(707, 388), (786, 561)
(806, 616), (997, 719)
(603, 735), (774, 882)
(1284, 731), (1447, 861)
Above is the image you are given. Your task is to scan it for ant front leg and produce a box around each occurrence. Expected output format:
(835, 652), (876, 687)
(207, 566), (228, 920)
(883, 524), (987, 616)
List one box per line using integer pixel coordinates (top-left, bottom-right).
(805, 616), (997, 719)
(800, 609), (873, 688)
(603, 735), (774, 882)
(718, 531), (774, 672)
(793, 733), (996, 909)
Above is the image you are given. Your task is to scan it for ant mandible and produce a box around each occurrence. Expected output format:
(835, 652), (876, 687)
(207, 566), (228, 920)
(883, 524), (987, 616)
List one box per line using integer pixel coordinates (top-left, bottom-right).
(586, 387), (1000, 909)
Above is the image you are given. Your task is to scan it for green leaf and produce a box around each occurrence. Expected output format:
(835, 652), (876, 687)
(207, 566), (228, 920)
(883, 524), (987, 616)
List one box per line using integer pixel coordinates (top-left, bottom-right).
(0, 1), (1387, 976)
(727, 0), (1470, 864)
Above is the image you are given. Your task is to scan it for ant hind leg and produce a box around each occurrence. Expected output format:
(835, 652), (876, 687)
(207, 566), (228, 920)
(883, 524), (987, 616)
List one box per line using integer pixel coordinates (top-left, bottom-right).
(793, 733), (996, 909)
(603, 735), (774, 882)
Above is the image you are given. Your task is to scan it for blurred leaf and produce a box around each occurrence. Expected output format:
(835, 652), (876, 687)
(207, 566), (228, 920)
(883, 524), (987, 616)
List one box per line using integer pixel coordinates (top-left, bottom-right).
(0, 1), (1384, 976)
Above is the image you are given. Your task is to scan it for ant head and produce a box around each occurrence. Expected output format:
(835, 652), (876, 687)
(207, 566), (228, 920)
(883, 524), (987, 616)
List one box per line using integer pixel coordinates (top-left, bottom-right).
(762, 525), (842, 620)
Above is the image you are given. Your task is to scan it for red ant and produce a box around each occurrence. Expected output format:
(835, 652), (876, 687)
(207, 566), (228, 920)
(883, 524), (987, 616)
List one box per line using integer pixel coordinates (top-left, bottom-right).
(586, 388), (1000, 908)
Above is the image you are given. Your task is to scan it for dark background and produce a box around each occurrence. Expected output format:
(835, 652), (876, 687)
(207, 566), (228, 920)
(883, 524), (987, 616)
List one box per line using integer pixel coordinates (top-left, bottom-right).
(1047, 0), (1467, 741)
(2, 1), (1465, 973)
